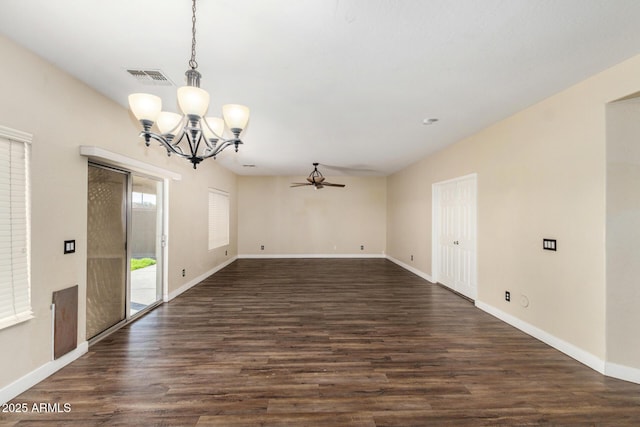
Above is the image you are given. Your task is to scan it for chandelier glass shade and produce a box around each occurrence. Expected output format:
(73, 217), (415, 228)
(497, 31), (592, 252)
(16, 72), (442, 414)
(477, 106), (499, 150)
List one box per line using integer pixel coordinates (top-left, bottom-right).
(128, 0), (249, 169)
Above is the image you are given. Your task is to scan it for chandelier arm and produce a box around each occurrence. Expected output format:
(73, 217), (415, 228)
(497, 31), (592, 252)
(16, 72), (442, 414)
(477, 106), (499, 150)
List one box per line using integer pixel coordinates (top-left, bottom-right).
(140, 131), (191, 159)
(202, 140), (234, 159)
(203, 137), (216, 150)
(200, 139), (240, 159)
(168, 132), (187, 155)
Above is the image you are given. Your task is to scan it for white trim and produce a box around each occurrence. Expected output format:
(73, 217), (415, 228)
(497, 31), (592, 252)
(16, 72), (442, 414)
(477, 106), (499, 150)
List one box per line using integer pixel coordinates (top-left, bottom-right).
(238, 253), (386, 259)
(386, 255), (434, 283)
(0, 125), (33, 144)
(208, 189), (230, 250)
(433, 172), (478, 186)
(79, 146), (182, 181)
(50, 304), (55, 360)
(605, 362), (640, 385)
(0, 341), (88, 405)
(431, 182), (440, 284)
(475, 300), (606, 374)
(167, 256), (238, 301)
(162, 178), (170, 302)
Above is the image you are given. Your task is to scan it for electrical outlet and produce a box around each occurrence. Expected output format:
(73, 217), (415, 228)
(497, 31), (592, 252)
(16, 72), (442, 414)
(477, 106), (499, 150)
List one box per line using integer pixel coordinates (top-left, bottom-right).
(182, 269), (186, 277)
(360, 245), (364, 250)
(260, 245), (264, 250)
(225, 250), (227, 256)
(505, 291), (511, 302)
(411, 255), (414, 261)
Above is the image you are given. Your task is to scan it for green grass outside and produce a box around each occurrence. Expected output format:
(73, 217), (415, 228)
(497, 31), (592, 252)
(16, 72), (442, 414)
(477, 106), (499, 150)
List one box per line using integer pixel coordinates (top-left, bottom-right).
(131, 257), (157, 271)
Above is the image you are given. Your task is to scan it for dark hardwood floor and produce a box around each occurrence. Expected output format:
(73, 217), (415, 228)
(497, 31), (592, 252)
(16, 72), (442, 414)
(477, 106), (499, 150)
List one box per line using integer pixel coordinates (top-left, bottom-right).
(3, 259), (640, 426)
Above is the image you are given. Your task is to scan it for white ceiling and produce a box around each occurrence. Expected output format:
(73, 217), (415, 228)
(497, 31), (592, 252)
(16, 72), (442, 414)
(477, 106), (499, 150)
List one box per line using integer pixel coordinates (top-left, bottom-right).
(2, 0), (640, 177)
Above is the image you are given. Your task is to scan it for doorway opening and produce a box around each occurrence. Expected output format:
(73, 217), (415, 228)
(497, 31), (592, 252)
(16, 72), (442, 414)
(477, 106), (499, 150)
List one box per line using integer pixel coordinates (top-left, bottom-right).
(129, 175), (164, 316)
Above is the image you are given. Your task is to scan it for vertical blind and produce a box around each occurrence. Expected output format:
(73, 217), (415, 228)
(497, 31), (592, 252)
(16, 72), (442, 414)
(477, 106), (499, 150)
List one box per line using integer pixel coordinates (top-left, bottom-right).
(0, 136), (32, 330)
(208, 189), (229, 250)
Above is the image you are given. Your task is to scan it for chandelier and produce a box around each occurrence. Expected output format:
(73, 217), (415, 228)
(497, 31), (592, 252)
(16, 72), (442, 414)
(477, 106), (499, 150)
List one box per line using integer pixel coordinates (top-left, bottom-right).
(128, 0), (250, 169)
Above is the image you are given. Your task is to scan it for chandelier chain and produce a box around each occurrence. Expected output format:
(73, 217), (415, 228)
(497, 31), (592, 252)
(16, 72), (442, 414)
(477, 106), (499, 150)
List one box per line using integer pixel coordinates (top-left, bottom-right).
(189, 0), (198, 69)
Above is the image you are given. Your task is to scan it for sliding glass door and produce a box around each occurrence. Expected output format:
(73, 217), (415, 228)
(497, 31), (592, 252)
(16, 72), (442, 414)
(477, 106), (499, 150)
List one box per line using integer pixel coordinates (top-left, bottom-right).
(86, 164), (164, 341)
(86, 164), (127, 339)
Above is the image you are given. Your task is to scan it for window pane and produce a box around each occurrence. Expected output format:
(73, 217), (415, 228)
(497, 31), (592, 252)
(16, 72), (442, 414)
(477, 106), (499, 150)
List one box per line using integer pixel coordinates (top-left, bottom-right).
(0, 135), (33, 330)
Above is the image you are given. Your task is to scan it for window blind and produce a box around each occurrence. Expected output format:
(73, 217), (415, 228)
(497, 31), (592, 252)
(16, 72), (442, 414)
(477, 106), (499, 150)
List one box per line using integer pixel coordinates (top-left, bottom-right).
(0, 136), (32, 330)
(208, 189), (229, 250)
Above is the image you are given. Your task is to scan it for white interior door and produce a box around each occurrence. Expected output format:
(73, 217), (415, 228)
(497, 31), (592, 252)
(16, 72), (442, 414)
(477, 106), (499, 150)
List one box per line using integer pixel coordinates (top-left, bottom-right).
(438, 180), (458, 288)
(433, 174), (477, 300)
(454, 176), (477, 298)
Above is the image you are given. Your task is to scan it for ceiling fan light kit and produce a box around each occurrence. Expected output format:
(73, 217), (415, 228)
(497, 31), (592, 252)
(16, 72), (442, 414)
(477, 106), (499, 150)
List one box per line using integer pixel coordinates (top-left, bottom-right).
(128, 0), (250, 169)
(291, 163), (346, 190)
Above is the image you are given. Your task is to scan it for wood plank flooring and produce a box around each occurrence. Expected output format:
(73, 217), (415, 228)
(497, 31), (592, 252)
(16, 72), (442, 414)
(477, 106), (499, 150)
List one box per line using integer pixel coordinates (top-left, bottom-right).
(3, 259), (640, 426)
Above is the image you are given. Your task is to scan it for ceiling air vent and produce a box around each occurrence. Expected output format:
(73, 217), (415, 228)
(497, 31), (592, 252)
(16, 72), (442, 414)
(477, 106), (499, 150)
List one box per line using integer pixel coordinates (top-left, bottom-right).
(126, 69), (173, 86)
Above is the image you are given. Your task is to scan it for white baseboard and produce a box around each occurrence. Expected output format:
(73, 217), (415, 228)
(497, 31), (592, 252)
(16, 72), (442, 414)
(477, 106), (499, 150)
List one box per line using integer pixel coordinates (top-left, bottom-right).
(475, 301), (606, 375)
(166, 256), (237, 301)
(385, 256), (434, 283)
(0, 341), (89, 405)
(606, 362), (640, 385)
(238, 253), (386, 259)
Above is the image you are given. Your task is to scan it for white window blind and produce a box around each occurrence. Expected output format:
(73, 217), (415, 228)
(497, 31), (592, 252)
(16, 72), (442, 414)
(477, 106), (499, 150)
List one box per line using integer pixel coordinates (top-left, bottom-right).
(0, 134), (33, 330)
(208, 189), (229, 250)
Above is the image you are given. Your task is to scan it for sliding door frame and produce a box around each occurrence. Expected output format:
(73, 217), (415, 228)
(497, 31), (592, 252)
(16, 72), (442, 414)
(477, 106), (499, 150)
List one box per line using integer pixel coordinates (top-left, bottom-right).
(87, 162), (169, 344)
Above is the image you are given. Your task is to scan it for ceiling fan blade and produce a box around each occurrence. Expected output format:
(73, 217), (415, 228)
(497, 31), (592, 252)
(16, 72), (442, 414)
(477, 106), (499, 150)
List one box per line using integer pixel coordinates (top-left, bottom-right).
(323, 182), (346, 187)
(290, 183), (311, 187)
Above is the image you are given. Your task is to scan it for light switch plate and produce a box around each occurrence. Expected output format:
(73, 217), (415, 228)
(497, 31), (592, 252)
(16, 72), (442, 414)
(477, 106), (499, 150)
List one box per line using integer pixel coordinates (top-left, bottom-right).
(64, 240), (75, 254)
(543, 238), (557, 251)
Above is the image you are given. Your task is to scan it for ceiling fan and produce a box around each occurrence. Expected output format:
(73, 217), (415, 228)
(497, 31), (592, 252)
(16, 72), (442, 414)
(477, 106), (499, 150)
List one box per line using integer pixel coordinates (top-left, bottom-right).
(290, 163), (346, 189)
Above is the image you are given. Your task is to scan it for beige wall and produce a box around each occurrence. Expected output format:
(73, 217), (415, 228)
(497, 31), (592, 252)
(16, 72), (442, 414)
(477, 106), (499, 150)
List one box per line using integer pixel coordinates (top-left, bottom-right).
(606, 96), (640, 369)
(168, 170), (237, 287)
(0, 35), (237, 389)
(388, 54), (640, 362)
(238, 176), (386, 256)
